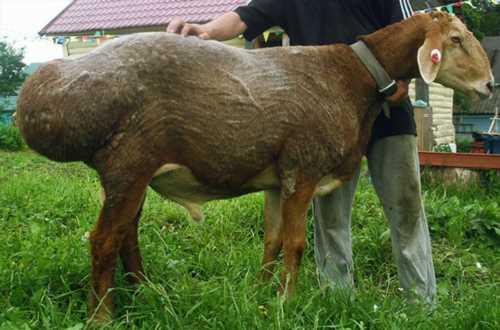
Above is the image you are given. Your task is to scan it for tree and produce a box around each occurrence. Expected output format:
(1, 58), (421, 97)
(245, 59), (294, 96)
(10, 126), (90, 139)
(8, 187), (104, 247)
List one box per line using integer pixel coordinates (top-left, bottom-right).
(0, 40), (26, 99)
(463, 3), (485, 40)
(411, 1), (499, 40)
(480, 7), (500, 36)
(463, 0), (500, 39)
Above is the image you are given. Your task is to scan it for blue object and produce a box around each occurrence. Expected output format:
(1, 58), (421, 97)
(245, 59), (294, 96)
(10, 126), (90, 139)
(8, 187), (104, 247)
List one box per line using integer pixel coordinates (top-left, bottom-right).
(0, 110), (15, 125)
(55, 36), (65, 45)
(414, 99), (428, 107)
(473, 132), (500, 154)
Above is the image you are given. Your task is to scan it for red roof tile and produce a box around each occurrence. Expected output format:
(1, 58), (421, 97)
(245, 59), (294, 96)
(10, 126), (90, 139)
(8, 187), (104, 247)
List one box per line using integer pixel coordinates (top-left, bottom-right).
(40, 0), (249, 35)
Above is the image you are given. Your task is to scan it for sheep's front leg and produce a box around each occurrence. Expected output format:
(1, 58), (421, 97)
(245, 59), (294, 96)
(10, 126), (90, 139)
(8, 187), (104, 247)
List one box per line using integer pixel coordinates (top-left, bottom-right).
(260, 189), (283, 281)
(88, 177), (150, 324)
(279, 178), (317, 297)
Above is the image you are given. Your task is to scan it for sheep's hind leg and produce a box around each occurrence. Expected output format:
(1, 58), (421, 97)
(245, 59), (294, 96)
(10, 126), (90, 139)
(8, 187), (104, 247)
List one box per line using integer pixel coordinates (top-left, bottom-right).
(260, 190), (283, 282)
(119, 195), (146, 284)
(88, 169), (153, 324)
(99, 188), (145, 284)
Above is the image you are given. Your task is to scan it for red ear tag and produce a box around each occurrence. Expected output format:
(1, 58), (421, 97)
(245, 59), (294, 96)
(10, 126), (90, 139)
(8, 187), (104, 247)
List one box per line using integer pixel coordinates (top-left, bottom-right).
(431, 49), (441, 64)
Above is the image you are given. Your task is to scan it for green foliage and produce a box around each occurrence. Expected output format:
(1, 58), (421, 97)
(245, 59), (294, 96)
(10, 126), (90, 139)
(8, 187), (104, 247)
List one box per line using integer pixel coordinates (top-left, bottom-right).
(0, 151), (499, 329)
(454, 90), (473, 113)
(421, 167), (500, 247)
(0, 123), (24, 151)
(424, 186), (500, 246)
(0, 39), (26, 98)
(463, 3), (485, 40)
(462, 1), (500, 38)
(480, 169), (500, 194)
(481, 8), (500, 36)
(433, 143), (453, 152)
(456, 139), (472, 152)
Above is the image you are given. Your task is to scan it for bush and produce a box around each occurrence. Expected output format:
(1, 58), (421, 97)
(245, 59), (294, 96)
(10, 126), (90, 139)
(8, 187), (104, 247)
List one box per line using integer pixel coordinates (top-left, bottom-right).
(454, 90), (473, 113)
(456, 139), (472, 153)
(433, 143), (452, 152)
(0, 123), (25, 151)
(422, 168), (500, 247)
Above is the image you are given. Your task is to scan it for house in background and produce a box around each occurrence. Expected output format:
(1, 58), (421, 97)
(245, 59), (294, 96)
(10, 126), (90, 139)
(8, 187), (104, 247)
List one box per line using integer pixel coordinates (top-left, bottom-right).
(0, 96), (17, 125)
(39, 0), (250, 57)
(454, 36), (500, 141)
(0, 63), (40, 125)
(408, 80), (456, 151)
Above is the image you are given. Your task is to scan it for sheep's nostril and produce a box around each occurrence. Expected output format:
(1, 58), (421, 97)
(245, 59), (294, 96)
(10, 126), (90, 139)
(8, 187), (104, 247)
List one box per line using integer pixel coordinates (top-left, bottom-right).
(486, 81), (493, 93)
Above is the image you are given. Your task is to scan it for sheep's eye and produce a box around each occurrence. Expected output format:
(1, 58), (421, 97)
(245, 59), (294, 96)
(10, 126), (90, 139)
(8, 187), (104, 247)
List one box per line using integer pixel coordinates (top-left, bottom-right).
(451, 36), (462, 44)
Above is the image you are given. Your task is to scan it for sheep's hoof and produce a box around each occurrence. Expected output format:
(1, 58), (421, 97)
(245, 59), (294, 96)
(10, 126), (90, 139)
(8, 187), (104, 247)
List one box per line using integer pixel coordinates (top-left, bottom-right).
(88, 294), (113, 327)
(124, 271), (145, 285)
(88, 308), (113, 328)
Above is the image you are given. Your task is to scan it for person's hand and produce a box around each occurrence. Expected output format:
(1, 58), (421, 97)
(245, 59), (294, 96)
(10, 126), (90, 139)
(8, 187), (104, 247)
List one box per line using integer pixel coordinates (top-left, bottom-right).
(166, 17), (211, 39)
(385, 80), (409, 105)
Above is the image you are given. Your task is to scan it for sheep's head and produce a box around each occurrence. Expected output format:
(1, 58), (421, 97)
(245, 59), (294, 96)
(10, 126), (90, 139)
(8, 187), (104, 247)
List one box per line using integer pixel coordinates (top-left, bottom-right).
(418, 12), (494, 100)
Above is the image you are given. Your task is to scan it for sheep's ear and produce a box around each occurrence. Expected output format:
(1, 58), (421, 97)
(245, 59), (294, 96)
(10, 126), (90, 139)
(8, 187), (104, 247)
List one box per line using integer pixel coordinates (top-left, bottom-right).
(418, 24), (443, 84)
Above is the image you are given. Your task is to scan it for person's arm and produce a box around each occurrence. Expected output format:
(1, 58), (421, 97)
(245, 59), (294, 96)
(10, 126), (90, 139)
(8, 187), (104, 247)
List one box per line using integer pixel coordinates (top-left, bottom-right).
(385, 80), (410, 105)
(167, 0), (285, 42)
(166, 12), (247, 41)
(381, 0), (414, 105)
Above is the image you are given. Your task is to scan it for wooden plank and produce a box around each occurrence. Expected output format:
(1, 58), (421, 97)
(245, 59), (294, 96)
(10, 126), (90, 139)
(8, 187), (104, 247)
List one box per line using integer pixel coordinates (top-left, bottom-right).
(414, 107), (433, 151)
(419, 152), (500, 169)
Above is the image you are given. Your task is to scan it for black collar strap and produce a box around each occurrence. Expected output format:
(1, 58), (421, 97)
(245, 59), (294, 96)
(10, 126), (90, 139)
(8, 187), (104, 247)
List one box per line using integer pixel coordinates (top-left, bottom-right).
(350, 41), (398, 97)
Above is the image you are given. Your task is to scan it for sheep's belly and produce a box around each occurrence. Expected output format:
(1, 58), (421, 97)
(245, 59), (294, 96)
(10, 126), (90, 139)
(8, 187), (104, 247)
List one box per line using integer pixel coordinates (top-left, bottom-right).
(150, 163), (342, 222)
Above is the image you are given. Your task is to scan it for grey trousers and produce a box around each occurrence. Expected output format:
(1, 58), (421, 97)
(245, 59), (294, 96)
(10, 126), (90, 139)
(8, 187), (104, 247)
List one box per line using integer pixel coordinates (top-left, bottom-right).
(313, 135), (436, 303)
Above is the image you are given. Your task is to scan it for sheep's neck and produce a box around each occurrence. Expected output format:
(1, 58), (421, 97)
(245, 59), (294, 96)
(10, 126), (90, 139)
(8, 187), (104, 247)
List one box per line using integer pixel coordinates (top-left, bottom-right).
(361, 14), (431, 81)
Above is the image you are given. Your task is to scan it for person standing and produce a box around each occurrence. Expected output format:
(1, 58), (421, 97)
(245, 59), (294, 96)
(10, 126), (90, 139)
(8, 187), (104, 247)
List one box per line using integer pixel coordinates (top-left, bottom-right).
(167, 0), (436, 303)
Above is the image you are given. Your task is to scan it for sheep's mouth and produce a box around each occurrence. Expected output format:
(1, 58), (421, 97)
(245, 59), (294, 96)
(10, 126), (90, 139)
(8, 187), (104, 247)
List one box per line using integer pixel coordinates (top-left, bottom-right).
(475, 89), (492, 100)
(472, 81), (497, 100)
(468, 88), (492, 101)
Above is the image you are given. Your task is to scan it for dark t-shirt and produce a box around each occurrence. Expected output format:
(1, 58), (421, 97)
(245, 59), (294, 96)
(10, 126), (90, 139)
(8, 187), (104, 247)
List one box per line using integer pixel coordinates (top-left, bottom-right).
(234, 0), (417, 140)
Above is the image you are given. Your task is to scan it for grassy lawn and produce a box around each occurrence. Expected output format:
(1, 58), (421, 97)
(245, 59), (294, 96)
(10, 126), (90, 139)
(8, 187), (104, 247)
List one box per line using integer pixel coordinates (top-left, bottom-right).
(0, 150), (498, 329)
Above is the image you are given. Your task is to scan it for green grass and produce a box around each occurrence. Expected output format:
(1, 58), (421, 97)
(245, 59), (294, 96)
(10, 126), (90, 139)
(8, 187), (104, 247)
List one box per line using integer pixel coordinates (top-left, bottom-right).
(0, 150), (499, 329)
(0, 124), (24, 151)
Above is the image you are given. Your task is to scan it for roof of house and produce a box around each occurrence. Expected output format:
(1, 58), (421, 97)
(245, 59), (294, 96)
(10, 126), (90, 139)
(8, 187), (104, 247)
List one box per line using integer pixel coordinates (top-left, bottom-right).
(466, 89), (500, 115)
(39, 0), (249, 35)
(469, 36), (500, 115)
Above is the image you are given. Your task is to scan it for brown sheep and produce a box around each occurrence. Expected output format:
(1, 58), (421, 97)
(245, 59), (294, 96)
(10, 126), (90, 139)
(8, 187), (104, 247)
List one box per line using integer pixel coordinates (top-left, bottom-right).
(16, 12), (493, 322)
